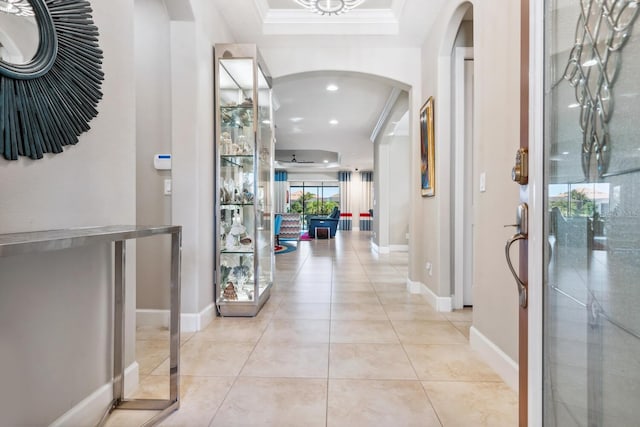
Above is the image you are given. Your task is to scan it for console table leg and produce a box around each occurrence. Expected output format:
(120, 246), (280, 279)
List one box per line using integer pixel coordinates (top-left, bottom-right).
(169, 231), (181, 404)
(113, 240), (126, 404)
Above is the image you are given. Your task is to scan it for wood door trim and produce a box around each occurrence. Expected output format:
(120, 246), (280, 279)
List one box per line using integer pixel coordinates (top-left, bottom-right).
(520, 0), (530, 426)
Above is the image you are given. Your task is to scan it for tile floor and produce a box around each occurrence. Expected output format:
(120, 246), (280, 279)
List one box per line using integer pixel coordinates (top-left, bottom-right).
(105, 232), (517, 426)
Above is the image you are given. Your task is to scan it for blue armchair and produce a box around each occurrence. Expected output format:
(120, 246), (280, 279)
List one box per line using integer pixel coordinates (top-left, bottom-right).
(308, 207), (340, 238)
(274, 214), (283, 245)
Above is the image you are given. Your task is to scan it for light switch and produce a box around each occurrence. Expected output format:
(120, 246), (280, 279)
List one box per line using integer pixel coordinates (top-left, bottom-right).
(164, 179), (172, 195)
(479, 172), (486, 192)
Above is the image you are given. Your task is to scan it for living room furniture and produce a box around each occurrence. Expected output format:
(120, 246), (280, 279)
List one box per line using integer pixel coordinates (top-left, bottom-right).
(308, 207), (340, 238)
(0, 225), (182, 426)
(214, 44), (274, 317)
(278, 213), (301, 241)
(274, 214), (283, 245)
(315, 226), (330, 239)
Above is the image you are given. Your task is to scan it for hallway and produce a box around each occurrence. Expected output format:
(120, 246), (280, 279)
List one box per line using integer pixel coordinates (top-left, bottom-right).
(106, 232), (517, 426)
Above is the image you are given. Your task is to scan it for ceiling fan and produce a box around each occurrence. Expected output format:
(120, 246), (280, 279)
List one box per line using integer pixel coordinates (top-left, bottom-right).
(286, 154), (314, 164)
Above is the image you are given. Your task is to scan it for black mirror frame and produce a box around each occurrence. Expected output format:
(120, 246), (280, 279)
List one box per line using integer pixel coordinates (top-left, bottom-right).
(0, 0), (104, 160)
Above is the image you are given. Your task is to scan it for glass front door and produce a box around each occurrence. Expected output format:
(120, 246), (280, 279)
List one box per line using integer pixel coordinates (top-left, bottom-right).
(544, 0), (640, 424)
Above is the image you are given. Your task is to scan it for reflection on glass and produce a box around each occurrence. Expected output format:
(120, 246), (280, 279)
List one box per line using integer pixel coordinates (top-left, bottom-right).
(544, 0), (640, 425)
(0, 1), (38, 65)
(215, 47), (274, 315)
(289, 183), (340, 229)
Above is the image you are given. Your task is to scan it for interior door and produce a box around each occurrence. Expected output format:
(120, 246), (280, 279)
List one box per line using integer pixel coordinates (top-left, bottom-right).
(543, 0), (640, 425)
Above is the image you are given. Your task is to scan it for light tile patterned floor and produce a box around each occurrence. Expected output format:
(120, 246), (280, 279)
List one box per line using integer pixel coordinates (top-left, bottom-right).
(105, 232), (517, 426)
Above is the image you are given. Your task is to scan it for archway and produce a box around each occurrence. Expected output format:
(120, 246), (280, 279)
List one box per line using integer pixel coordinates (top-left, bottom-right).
(272, 70), (411, 253)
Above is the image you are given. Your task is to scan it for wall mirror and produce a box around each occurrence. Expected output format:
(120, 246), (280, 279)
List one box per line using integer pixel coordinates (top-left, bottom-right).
(0, 0), (103, 160)
(0, 2), (39, 65)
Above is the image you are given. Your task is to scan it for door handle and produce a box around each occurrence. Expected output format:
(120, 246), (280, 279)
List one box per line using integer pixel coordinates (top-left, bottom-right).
(505, 233), (527, 308)
(504, 203), (528, 308)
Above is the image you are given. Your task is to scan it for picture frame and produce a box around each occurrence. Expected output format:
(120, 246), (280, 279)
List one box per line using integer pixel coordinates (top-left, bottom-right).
(420, 97), (436, 197)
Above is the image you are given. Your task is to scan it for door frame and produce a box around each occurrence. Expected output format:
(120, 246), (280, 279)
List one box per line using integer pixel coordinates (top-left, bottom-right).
(526, 0), (544, 425)
(453, 47), (474, 309)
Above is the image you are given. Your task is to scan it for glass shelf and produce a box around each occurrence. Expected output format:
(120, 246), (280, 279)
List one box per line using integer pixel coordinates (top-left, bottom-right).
(221, 249), (254, 254)
(221, 203), (254, 208)
(214, 44), (274, 317)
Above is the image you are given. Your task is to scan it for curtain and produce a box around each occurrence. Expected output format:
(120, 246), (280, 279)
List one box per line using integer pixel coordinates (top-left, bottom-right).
(360, 171), (373, 231)
(338, 171), (352, 230)
(274, 170), (288, 213)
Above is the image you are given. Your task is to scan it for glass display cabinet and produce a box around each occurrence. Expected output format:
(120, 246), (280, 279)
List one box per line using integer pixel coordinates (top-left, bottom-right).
(214, 44), (274, 317)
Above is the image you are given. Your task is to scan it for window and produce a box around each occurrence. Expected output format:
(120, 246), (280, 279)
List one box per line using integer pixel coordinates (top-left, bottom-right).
(290, 182), (340, 229)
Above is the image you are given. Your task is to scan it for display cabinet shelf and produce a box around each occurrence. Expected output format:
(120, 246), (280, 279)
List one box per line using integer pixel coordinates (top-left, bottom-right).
(214, 44), (274, 317)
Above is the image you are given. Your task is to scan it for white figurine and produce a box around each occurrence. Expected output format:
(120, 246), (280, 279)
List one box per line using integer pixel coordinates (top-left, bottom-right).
(226, 211), (247, 250)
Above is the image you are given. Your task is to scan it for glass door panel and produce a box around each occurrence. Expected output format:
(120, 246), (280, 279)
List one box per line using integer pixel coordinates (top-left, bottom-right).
(544, 1), (640, 425)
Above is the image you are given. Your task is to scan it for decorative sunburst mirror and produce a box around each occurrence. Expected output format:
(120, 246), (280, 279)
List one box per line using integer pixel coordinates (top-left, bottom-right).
(0, 0), (103, 160)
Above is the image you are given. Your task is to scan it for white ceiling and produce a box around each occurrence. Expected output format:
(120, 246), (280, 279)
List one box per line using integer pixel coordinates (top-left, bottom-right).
(274, 71), (398, 170)
(214, 0), (445, 171)
(215, 0), (447, 46)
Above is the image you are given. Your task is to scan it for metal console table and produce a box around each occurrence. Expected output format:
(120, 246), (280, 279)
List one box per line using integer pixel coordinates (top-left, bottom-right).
(0, 225), (182, 427)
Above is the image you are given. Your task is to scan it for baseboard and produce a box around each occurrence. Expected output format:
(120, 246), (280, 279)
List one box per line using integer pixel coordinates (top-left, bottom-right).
(406, 277), (423, 294)
(371, 242), (390, 254)
(389, 244), (409, 252)
(406, 278), (452, 312)
(50, 362), (139, 427)
(137, 302), (215, 332)
(470, 326), (519, 392)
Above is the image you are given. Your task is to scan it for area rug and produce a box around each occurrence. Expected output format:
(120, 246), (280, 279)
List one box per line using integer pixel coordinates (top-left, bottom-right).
(299, 232), (313, 241)
(275, 242), (296, 255)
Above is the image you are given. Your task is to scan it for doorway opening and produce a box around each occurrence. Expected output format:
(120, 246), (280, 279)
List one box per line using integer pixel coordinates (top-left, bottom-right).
(449, 5), (475, 309)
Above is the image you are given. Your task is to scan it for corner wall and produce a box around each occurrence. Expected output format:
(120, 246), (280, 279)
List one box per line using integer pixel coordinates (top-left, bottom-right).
(415, 0), (521, 366)
(373, 92), (410, 252)
(135, 0), (173, 311)
(135, 0), (234, 328)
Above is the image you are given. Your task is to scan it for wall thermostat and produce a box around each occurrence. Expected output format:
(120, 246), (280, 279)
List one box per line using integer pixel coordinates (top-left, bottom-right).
(154, 154), (172, 170)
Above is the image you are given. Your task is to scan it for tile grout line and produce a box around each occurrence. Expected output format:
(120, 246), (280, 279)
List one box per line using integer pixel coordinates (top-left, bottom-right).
(206, 285), (278, 427)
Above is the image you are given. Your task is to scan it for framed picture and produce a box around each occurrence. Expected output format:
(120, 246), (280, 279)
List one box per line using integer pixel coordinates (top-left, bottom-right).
(420, 97), (436, 197)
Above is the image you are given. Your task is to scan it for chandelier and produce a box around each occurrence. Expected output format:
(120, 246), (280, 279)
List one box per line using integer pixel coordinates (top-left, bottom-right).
(0, 0), (34, 16)
(294, 0), (366, 16)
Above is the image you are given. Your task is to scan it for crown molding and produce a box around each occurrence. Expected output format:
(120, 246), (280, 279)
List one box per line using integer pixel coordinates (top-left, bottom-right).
(253, 0), (404, 35)
(262, 9), (398, 35)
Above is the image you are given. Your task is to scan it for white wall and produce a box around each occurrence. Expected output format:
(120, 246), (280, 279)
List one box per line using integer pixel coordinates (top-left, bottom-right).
(373, 92), (410, 251)
(416, 0), (520, 365)
(134, 0), (234, 323)
(287, 171), (339, 182)
(135, 0), (173, 310)
(0, 0), (137, 424)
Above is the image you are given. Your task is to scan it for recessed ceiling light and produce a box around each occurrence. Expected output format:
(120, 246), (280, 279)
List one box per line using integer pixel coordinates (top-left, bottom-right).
(326, 84), (339, 91)
(262, 120), (271, 124)
(323, 160), (329, 163)
(290, 117), (304, 123)
(329, 119), (339, 125)
(562, 151), (570, 155)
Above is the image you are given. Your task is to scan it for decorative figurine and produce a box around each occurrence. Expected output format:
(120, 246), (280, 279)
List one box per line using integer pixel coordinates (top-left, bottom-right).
(226, 211), (248, 250)
(237, 135), (251, 154)
(220, 132), (232, 155)
(223, 282), (238, 300)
